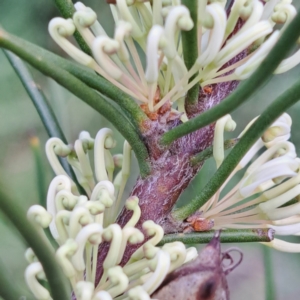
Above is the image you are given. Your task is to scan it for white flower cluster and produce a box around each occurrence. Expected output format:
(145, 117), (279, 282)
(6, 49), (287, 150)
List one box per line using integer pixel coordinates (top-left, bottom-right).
(49, 0), (299, 122)
(24, 128), (198, 300)
(201, 113), (300, 252)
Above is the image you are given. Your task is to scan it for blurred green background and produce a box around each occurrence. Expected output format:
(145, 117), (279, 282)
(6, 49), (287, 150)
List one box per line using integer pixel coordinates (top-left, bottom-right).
(1, 0), (300, 299)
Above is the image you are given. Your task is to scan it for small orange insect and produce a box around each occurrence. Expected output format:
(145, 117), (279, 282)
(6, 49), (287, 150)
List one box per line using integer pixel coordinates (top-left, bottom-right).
(140, 87), (173, 121)
(203, 85), (213, 94)
(185, 212), (214, 232)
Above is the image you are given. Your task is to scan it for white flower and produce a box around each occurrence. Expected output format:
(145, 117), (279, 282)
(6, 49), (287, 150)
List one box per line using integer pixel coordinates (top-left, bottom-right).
(197, 113), (300, 253)
(25, 128), (198, 299)
(48, 0), (299, 122)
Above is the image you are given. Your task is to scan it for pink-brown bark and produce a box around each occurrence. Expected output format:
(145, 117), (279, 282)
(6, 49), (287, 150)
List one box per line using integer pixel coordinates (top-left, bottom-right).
(95, 61), (246, 283)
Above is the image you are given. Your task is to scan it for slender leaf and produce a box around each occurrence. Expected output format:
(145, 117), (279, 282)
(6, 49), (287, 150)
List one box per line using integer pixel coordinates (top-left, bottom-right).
(2, 32), (148, 126)
(4, 51), (66, 141)
(4, 50), (86, 194)
(181, 0), (199, 106)
(158, 229), (274, 245)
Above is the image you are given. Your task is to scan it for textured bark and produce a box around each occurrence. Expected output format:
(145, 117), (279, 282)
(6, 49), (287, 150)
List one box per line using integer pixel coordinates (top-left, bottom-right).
(117, 78), (242, 234)
(95, 55), (246, 283)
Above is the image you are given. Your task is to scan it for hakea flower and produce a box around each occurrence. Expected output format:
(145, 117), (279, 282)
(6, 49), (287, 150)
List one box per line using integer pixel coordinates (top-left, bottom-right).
(189, 113), (300, 252)
(49, 0), (299, 122)
(24, 128), (199, 300)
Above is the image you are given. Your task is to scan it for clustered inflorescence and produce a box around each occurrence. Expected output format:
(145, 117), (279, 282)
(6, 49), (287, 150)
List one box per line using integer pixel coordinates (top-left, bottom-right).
(199, 112), (300, 252)
(25, 129), (199, 300)
(49, 0), (299, 121)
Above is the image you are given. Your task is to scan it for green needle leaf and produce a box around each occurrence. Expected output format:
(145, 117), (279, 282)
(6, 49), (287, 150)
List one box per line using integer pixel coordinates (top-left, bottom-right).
(181, 0), (199, 106)
(4, 50), (86, 194)
(4, 51), (66, 141)
(2, 32), (148, 126)
(158, 229), (274, 245)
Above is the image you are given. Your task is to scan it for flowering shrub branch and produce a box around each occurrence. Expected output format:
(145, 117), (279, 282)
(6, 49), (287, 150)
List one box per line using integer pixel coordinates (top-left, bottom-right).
(2, 0), (300, 299)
